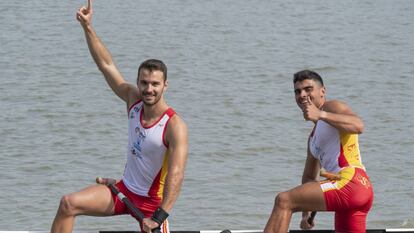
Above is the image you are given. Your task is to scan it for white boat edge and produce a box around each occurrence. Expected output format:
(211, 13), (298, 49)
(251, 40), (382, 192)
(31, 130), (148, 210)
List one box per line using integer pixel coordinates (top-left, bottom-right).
(387, 230), (414, 232)
(1, 230), (414, 233)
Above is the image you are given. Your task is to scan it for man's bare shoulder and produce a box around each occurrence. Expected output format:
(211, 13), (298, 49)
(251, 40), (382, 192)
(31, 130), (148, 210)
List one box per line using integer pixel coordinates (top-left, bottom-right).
(323, 99), (352, 114)
(126, 86), (141, 109)
(164, 113), (188, 148)
(168, 113), (187, 132)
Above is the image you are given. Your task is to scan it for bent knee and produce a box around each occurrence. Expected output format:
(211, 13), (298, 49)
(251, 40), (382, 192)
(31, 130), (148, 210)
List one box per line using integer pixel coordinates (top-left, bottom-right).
(275, 192), (293, 210)
(58, 194), (78, 216)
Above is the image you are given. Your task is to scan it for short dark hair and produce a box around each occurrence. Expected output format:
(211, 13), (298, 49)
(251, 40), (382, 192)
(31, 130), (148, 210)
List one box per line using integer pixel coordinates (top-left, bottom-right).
(293, 70), (324, 86)
(138, 59), (167, 81)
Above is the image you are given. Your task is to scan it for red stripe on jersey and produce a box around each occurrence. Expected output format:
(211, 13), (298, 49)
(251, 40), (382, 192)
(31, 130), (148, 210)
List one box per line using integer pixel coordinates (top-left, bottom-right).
(338, 144), (350, 168)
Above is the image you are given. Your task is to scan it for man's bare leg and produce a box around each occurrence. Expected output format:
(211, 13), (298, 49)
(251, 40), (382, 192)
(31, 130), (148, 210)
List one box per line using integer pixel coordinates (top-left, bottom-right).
(264, 181), (326, 233)
(51, 184), (114, 233)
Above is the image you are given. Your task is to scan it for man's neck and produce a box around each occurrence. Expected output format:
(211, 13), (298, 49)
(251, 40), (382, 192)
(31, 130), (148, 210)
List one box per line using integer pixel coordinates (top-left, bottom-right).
(317, 98), (326, 110)
(142, 100), (169, 124)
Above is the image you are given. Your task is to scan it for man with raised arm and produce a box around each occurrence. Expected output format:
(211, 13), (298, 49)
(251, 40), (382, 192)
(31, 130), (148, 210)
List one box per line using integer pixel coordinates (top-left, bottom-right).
(264, 70), (373, 233)
(51, 1), (188, 233)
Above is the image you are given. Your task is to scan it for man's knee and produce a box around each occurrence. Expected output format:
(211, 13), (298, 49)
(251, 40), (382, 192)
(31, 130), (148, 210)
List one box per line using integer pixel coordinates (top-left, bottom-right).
(274, 191), (292, 210)
(58, 194), (77, 216)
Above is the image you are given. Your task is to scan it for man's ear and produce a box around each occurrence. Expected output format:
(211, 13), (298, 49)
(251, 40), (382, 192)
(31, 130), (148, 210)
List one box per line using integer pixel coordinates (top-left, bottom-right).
(321, 86), (326, 97)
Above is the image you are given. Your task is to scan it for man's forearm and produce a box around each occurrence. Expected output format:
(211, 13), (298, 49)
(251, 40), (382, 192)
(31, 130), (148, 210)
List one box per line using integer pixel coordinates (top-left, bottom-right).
(302, 173), (317, 184)
(320, 111), (364, 134)
(160, 170), (184, 213)
(82, 25), (114, 71)
(81, 24), (130, 101)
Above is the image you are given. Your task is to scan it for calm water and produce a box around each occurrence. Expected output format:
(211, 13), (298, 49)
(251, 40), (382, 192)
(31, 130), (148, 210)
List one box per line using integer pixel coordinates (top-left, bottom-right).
(1, 0), (413, 231)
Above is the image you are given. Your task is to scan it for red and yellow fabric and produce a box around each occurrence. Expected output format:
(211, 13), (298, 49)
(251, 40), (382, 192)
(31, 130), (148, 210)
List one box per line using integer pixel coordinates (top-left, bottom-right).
(309, 120), (374, 233)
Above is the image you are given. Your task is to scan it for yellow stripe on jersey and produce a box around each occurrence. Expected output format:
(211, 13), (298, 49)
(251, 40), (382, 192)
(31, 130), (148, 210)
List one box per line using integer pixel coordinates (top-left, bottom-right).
(320, 167), (356, 192)
(336, 166), (356, 189)
(339, 133), (364, 168)
(157, 151), (170, 198)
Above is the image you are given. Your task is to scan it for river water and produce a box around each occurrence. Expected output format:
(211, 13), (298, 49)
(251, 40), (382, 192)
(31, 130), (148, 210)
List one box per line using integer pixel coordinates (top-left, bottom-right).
(1, 0), (413, 231)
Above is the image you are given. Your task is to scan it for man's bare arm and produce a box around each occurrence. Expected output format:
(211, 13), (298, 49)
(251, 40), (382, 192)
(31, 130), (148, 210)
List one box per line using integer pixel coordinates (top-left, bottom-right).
(76, 0), (137, 103)
(161, 116), (188, 212)
(320, 100), (364, 134)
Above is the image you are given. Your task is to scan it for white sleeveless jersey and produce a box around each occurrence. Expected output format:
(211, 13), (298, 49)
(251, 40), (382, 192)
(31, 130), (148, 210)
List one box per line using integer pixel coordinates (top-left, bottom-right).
(309, 120), (364, 173)
(122, 101), (175, 198)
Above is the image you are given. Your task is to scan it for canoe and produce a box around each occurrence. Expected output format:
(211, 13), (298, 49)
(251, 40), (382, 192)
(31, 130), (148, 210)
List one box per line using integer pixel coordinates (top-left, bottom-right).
(101, 230), (414, 233)
(1, 229), (414, 233)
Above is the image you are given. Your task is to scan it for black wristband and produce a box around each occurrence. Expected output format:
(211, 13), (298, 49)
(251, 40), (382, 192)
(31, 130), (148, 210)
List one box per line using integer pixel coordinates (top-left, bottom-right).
(151, 207), (169, 225)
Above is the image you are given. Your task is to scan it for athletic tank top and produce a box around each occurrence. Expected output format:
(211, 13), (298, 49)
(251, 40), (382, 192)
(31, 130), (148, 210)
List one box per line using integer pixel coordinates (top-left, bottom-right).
(309, 120), (365, 173)
(123, 101), (176, 198)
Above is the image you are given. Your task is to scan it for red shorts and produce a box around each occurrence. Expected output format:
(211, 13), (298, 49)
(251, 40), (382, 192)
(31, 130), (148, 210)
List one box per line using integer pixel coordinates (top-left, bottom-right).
(110, 180), (169, 233)
(321, 167), (374, 233)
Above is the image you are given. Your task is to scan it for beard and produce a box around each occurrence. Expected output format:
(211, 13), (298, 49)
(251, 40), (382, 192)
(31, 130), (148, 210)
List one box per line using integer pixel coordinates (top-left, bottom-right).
(142, 94), (162, 106)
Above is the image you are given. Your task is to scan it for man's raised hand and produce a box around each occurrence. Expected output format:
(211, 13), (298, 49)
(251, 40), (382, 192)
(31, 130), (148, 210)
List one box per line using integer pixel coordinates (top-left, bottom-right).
(76, 0), (93, 27)
(302, 96), (322, 122)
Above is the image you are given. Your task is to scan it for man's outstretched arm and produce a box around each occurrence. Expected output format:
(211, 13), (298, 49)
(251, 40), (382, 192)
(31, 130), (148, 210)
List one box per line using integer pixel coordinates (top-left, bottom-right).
(76, 0), (136, 103)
